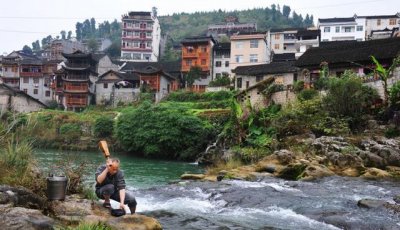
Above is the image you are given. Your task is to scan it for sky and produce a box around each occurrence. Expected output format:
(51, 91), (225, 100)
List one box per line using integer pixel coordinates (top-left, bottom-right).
(0, 0), (398, 54)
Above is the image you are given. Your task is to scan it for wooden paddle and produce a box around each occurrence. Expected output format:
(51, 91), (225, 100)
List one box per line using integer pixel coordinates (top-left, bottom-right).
(98, 140), (111, 159)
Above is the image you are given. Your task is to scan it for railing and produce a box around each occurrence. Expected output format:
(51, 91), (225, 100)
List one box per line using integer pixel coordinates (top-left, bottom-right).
(63, 84), (88, 92)
(62, 75), (89, 81)
(121, 47), (152, 52)
(19, 72), (43, 77)
(66, 98), (87, 106)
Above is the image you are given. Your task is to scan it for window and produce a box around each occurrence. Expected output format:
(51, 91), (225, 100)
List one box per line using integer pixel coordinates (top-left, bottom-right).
(357, 26), (363, 31)
(225, 61), (229, 67)
(256, 76), (263, 82)
(23, 77), (29, 83)
(23, 89), (27, 94)
(274, 34), (280, 39)
(377, 19), (381, 26)
(33, 89), (38, 94)
(140, 43), (145, 48)
(186, 59), (192, 66)
(250, 54), (258, 63)
(201, 46), (207, 53)
(187, 46), (194, 53)
(147, 42), (152, 48)
(201, 59), (206, 65)
(215, 61), (222, 67)
(45, 91), (50, 97)
(250, 40), (258, 48)
(344, 26), (352, 32)
(132, 53), (141, 60)
(246, 81), (250, 89)
(237, 78), (242, 88)
(33, 78), (39, 84)
(235, 55), (243, 63)
(335, 26), (340, 33)
(143, 54), (151, 60)
(274, 44), (280, 49)
(134, 31), (140, 36)
(235, 42), (243, 49)
(146, 32), (152, 37)
(389, 19), (396, 25)
(324, 27), (330, 32)
(104, 83), (108, 89)
(133, 41), (139, 47)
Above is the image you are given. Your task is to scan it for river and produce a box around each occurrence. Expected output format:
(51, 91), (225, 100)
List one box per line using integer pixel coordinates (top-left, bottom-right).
(34, 149), (400, 230)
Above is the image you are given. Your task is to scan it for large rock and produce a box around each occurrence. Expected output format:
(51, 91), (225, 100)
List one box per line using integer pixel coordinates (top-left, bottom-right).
(0, 185), (45, 209)
(277, 163), (307, 180)
(312, 136), (350, 154)
(0, 204), (54, 230)
(361, 168), (391, 179)
(48, 194), (93, 224)
(358, 199), (387, 209)
(180, 174), (205, 180)
(301, 164), (335, 180)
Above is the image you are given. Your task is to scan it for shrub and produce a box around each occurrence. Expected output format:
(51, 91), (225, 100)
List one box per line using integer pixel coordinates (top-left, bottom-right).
(165, 91), (233, 102)
(322, 71), (380, 130)
(385, 127), (400, 138)
(94, 116), (114, 138)
(389, 81), (400, 110)
(297, 89), (318, 101)
(293, 80), (305, 93)
(59, 123), (81, 141)
(115, 102), (216, 160)
(208, 75), (231, 87)
(46, 100), (59, 110)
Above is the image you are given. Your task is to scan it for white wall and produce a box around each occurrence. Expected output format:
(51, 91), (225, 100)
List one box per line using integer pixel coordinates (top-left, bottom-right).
(319, 18), (365, 41)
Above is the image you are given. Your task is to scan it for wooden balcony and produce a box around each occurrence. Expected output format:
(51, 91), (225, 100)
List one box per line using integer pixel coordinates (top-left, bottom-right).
(62, 75), (89, 82)
(20, 72), (43, 77)
(63, 84), (88, 93)
(66, 98), (87, 107)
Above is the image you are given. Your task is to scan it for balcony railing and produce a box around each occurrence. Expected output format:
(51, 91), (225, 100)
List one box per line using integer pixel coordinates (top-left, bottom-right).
(66, 98), (87, 106)
(63, 84), (88, 92)
(20, 72), (43, 77)
(62, 75), (89, 82)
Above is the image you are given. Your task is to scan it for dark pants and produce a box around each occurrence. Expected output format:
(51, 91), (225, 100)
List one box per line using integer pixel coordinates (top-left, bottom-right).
(96, 184), (137, 212)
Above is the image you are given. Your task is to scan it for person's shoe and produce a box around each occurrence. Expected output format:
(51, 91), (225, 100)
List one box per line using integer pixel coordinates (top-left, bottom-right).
(129, 205), (136, 214)
(103, 202), (111, 209)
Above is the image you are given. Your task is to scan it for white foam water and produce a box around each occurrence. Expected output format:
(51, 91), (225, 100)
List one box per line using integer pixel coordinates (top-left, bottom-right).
(227, 180), (302, 193)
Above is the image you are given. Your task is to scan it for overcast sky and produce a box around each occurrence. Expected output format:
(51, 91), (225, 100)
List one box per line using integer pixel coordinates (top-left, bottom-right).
(0, 0), (398, 54)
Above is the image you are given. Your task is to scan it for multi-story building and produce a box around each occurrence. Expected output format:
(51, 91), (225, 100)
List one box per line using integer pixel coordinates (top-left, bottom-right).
(121, 8), (161, 62)
(361, 13), (400, 40)
(213, 42), (231, 80)
(1, 52), (22, 89)
(181, 36), (216, 92)
(207, 15), (257, 37)
(295, 29), (320, 59)
(268, 28), (299, 54)
(230, 32), (270, 74)
(55, 51), (98, 111)
(42, 39), (85, 61)
(318, 16), (366, 42)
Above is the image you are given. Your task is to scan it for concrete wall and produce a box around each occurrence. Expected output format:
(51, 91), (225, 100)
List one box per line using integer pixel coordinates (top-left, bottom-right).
(237, 88), (296, 110)
(97, 56), (119, 76)
(0, 86), (45, 113)
(236, 72), (296, 91)
(319, 18), (365, 41)
(230, 36), (269, 72)
(206, 86), (230, 92)
(365, 17), (399, 38)
(19, 76), (52, 104)
(96, 83), (140, 106)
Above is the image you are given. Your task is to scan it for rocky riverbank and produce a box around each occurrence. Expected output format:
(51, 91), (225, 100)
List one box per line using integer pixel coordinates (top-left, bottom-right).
(0, 185), (162, 230)
(188, 135), (400, 182)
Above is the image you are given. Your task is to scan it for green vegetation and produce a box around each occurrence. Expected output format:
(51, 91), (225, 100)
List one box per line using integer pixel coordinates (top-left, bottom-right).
(208, 75), (231, 87)
(115, 101), (216, 160)
(94, 116), (114, 138)
(60, 222), (111, 230)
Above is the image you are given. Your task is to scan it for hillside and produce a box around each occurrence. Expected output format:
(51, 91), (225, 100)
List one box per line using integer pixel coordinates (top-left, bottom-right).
(25, 4), (313, 58)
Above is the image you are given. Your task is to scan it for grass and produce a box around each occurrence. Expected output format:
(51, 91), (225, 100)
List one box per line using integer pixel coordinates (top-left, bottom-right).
(58, 222), (111, 230)
(206, 158), (244, 175)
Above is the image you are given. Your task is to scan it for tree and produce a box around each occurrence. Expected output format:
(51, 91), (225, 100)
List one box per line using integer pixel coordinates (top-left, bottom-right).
(67, 31), (72, 39)
(185, 66), (202, 89)
(371, 55), (400, 107)
(31, 40), (40, 52)
(282, 5), (291, 18)
(22, 45), (33, 54)
(90, 18), (96, 35)
(60, 30), (66, 40)
(76, 22), (83, 40)
(87, 38), (99, 53)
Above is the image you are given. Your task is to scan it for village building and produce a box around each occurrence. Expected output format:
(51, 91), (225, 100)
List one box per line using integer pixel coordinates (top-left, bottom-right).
(295, 29), (321, 59)
(96, 70), (140, 106)
(318, 16), (366, 42)
(230, 32), (270, 77)
(1, 51), (23, 89)
(207, 15), (257, 38)
(53, 51), (98, 111)
(233, 61), (298, 90)
(121, 8), (161, 62)
(93, 53), (119, 76)
(213, 42), (231, 80)
(42, 39), (85, 61)
(0, 83), (46, 113)
(181, 36), (216, 92)
(295, 37), (400, 97)
(360, 13), (400, 40)
(268, 28), (299, 55)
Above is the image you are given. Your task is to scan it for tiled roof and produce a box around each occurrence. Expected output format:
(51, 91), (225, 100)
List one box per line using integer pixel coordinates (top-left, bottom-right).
(318, 17), (355, 23)
(296, 37), (400, 68)
(181, 36), (216, 44)
(96, 70), (139, 83)
(296, 29), (320, 37)
(233, 61), (298, 75)
(0, 83), (47, 108)
(272, 53), (296, 62)
(214, 42), (231, 51)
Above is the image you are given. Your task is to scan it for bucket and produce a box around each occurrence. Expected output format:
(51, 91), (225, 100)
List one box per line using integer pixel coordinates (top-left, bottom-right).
(47, 175), (68, 201)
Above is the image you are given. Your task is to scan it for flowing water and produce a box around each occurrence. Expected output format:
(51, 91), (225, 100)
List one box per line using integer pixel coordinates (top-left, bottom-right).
(34, 149), (400, 230)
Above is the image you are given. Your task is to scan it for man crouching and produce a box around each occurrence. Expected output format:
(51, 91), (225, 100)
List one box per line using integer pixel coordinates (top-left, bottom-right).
(95, 158), (137, 214)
